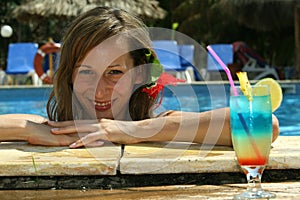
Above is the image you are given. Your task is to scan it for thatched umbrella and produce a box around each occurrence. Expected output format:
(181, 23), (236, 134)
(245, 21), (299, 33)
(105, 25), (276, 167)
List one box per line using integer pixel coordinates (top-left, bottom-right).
(218, 0), (300, 78)
(218, 0), (295, 31)
(13, 0), (167, 22)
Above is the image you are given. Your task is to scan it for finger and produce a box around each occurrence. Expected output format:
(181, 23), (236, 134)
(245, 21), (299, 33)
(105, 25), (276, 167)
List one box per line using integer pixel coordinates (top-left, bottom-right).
(51, 126), (78, 135)
(70, 131), (107, 148)
(51, 123), (100, 135)
(69, 139), (83, 148)
(48, 120), (75, 127)
(69, 140), (104, 148)
(48, 120), (98, 127)
(84, 141), (105, 147)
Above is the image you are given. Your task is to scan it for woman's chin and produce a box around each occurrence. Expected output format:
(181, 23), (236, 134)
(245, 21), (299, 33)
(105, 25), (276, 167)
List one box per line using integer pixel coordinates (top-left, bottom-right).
(95, 112), (114, 120)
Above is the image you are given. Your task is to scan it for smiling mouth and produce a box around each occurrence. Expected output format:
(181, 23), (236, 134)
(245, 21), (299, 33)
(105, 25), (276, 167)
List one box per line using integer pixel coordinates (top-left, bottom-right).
(94, 101), (111, 106)
(94, 101), (111, 111)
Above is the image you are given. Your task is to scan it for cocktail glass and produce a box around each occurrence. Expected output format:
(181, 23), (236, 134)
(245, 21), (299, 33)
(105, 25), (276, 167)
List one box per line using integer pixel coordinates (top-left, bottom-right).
(230, 85), (276, 199)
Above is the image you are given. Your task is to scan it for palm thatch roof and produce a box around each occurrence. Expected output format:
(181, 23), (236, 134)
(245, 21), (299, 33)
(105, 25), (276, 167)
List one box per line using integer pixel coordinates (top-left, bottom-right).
(218, 0), (295, 31)
(13, 0), (167, 22)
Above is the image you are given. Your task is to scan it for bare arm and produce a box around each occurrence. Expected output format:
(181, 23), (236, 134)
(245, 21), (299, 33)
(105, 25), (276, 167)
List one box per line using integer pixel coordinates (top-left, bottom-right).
(145, 107), (232, 146)
(51, 108), (232, 147)
(0, 117), (29, 141)
(50, 107), (280, 148)
(0, 114), (47, 141)
(0, 114), (48, 124)
(138, 107), (279, 145)
(0, 114), (79, 146)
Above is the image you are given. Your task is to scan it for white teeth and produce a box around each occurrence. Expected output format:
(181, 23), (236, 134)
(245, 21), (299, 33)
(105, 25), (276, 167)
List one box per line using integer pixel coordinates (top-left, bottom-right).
(94, 101), (111, 107)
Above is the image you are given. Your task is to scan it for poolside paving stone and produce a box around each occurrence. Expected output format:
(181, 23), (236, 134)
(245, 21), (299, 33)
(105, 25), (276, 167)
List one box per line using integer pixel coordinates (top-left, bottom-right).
(120, 142), (239, 174)
(0, 136), (299, 176)
(0, 142), (121, 176)
(120, 136), (300, 174)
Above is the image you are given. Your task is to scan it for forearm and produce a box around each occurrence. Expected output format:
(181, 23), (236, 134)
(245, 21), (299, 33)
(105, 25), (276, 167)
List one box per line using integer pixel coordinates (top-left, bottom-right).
(195, 108), (232, 146)
(0, 114), (47, 124)
(0, 117), (78, 146)
(0, 114), (48, 142)
(138, 108), (232, 146)
(0, 118), (29, 141)
(140, 107), (279, 146)
(68, 107), (279, 148)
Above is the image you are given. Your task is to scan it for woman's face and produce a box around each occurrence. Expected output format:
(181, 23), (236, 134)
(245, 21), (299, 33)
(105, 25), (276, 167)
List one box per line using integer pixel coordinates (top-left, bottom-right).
(72, 40), (142, 120)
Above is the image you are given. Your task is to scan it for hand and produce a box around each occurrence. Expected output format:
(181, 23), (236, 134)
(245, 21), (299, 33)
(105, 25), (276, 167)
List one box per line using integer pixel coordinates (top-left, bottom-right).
(26, 121), (79, 146)
(48, 119), (142, 148)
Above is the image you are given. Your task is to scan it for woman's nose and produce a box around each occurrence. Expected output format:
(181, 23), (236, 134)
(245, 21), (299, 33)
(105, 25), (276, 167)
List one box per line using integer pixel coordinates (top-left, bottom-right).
(95, 78), (113, 97)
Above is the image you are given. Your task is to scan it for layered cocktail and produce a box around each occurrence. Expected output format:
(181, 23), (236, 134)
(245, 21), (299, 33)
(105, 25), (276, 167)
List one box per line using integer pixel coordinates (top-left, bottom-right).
(230, 85), (276, 199)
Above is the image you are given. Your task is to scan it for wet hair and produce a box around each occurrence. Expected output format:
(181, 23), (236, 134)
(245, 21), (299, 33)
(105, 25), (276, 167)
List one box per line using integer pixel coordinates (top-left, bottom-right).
(47, 6), (158, 121)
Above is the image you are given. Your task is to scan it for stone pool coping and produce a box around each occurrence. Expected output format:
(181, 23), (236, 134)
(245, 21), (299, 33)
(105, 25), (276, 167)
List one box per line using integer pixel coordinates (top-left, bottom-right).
(0, 136), (299, 177)
(0, 136), (299, 190)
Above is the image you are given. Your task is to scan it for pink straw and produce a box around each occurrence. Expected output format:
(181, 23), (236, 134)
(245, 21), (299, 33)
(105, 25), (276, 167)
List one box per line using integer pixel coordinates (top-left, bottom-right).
(207, 45), (238, 96)
(207, 45), (263, 161)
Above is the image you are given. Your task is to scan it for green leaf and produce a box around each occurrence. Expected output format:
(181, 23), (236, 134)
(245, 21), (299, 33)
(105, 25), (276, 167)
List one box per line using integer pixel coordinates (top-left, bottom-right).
(172, 22), (179, 30)
(150, 58), (163, 82)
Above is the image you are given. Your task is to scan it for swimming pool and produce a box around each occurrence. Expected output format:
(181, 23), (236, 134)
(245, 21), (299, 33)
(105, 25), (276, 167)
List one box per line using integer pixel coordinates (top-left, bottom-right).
(0, 82), (299, 136)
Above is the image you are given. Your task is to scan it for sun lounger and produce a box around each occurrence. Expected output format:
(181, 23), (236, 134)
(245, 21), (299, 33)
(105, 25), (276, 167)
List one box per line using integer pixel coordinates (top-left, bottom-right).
(207, 42), (280, 80)
(5, 43), (40, 85)
(152, 40), (194, 82)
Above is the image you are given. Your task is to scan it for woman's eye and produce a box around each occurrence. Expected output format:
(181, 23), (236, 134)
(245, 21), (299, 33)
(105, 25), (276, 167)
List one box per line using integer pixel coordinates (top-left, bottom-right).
(79, 70), (95, 75)
(107, 70), (123, 75)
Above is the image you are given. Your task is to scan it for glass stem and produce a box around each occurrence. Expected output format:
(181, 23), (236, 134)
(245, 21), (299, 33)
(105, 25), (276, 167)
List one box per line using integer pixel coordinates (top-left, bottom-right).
(242, 166), (265, 193)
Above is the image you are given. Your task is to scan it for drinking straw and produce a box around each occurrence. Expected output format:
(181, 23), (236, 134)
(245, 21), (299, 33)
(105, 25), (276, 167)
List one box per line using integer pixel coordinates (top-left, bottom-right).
(207, 45), (263, 161)
(207, 46), (238, 96)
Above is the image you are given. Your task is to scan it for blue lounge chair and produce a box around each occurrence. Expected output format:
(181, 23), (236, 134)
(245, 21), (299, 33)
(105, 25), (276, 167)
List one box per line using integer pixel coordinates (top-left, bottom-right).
(206, 43), (280, 80)
(178, 44), (202, 81)
(205, 44), (233, 80)
(152, 40), (193, 82)
(5, 43), (40, 85)
(207, 44), (233, 71)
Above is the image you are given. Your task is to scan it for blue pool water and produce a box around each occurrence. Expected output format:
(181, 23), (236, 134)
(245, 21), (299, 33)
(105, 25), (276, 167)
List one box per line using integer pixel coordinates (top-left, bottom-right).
(0, 83), (299, 136)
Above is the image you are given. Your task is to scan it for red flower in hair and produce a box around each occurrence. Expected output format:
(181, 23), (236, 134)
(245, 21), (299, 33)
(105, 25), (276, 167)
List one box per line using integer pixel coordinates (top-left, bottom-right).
(142, 82), (163, 99)
(142, 72), (185, 100)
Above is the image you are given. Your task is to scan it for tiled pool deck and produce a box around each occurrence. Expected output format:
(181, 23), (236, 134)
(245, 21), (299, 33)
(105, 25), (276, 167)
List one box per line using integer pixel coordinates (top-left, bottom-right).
(0, 136), (299, 198)
(0, 136), (299, 177)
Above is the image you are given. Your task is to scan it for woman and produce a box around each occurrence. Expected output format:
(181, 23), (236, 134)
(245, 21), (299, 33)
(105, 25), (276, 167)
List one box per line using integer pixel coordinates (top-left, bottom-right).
(0, 7), (280, 147)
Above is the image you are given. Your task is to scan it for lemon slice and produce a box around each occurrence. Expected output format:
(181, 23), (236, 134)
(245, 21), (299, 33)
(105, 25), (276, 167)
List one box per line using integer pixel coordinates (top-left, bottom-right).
(255, 78), (282, 112)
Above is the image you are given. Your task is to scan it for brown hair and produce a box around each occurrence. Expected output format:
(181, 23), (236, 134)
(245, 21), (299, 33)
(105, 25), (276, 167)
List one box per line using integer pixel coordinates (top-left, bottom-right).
(47, 7), (158, 121)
